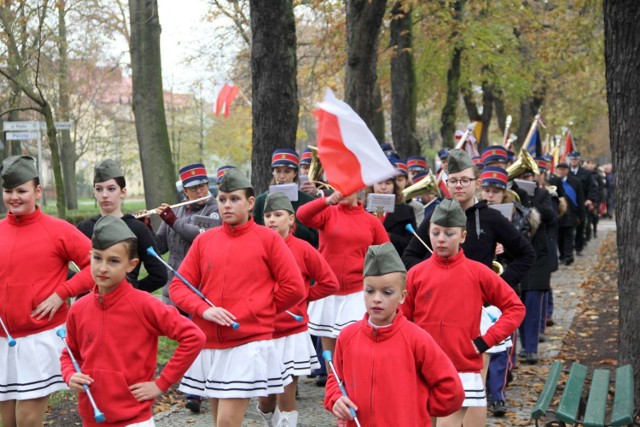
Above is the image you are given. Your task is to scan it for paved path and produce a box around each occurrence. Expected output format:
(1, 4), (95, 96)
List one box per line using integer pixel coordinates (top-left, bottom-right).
(155, 220), (616, 427)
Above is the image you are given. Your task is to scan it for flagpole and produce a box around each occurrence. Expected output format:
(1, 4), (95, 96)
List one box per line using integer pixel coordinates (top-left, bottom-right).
(520, 113), (541, 156)
(502, 115), (512, 147)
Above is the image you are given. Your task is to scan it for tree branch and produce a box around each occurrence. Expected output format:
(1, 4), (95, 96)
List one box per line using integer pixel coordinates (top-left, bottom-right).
(0, 105), (44, 118)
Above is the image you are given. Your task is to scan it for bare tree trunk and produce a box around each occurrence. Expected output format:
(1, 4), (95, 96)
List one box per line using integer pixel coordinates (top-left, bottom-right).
(249, 0), (298, 194)
(42, 102), (66, 218)
(390, 1), (419, 159)
(345, 0), (387, 128)
(129, 0), (176, 207)
(372, 83), (385, 144)
(440, 0), (465, 148)
(494, 93), (506, 134)
(604, 0), (640, 401)
(57, 1), (77, 210)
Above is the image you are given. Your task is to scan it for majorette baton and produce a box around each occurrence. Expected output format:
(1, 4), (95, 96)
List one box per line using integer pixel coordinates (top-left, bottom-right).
(0, 314), (16, 347)
(56, 328), (106, 423)
(146, 247), (240, 330)
(322, 350), (362, 427)
(405, 223), (433, 254)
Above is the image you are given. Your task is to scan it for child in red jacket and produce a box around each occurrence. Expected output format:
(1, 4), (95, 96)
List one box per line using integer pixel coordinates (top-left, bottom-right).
(325, 243), (464, 427)
(257, 192), (339, 427)
(61, 215), (206, 427)
(402, 200), (525, 427)
(297, 190), (389, 373)
(169, 169), (305, 427)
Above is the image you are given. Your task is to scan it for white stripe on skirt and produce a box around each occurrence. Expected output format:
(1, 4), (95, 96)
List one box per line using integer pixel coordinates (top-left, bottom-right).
(273, 331), (320, 378)
(179, 340), (291, 399)
(0, 326), (68, 401)
(307, 292), (366, 338)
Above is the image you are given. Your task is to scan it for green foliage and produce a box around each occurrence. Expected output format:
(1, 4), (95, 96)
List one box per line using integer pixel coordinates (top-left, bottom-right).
(157, 336), (179, 366)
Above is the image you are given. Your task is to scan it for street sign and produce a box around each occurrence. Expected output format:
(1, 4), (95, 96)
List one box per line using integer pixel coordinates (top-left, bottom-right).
(6, 131), (40, 140)
(3, 121), (40, 132)
(54, 121), (73, 130)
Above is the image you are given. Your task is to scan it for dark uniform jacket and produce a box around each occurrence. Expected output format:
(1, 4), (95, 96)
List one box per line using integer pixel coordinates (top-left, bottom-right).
(401, 200), (536, 288)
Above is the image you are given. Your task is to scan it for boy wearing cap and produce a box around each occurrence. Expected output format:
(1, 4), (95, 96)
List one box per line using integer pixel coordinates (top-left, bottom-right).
(325, 243), (464, 427)
(402, 200), (525, 427)
(406, 156), (429, 182)
(155, 163), (220, 413)
(77, 159), (167, 293)
(62, 216), (206, 427)
(0, 156), (95, 427)
(170, 169), (305, 427)
(258, 192), (339, 427)
(252, 148), (318, 247)
(392, 159), (425, 227)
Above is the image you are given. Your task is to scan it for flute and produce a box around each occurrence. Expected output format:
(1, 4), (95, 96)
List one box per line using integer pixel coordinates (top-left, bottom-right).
(134, 195), (212, 218)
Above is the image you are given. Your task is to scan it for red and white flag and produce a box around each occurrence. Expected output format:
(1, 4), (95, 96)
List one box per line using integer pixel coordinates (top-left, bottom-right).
(314, 89), (395, 196)
(560, 131), (577, 162)
(215, 81), (240, 118)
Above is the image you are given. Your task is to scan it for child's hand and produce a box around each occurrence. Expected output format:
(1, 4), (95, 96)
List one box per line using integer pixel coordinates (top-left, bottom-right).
(202, 306), (237, 327)
(32, 292), (64, 320)
(129, 381), (162, 401)
(332, 396), (358, 420)
(68, 373), (94, 393)
(495, 243), (504, 255)
(325, 191), (343, 205)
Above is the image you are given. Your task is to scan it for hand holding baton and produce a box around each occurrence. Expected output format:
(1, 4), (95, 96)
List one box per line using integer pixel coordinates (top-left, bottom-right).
(0, 315), (16, 347)
(56, 328), (105, 423)
(322, 350), (362, 427)
(405, 223), (433, 254)
(146, 247), (240, 330)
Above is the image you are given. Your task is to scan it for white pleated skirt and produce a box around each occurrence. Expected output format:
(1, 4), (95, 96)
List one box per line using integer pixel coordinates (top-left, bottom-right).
(179, 340), (291, 399)
(273, 331), (320, 379)
(307, 291), (365, 338)
(459, 372), (486, 407)
(480, 306), (513, 354)
(0, 326), (68, 401)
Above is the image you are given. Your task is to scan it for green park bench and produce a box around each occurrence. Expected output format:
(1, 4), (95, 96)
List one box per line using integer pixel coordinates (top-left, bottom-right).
(532, 361), (637, 426)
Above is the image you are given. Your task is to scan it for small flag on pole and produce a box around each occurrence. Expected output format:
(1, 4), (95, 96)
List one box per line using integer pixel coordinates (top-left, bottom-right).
(215, 82), (240, 118)
(314, 89), (396, 196)
(560, 131), (577, 162)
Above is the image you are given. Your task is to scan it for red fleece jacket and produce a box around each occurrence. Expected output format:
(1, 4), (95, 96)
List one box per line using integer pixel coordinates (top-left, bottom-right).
(0, 207), (93, 338)
(273, 233), (339, 339)
(402, 249), (525, 372)
(169, 218), (305, 349)
(61, 280), (205, 427)
(296, 198), (390, 295)
(324, 312), (465, 426)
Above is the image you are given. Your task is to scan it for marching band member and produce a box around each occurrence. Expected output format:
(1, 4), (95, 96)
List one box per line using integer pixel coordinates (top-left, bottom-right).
(392, 158), (425, 226)
(0, 156), (94, 427)
(77, 159), (166, 293)
(170, 169), (304, 427)
(252, 149), (318, 247)
(326, 243), (464, 426)
(154, 163), (220, 413)
(257, 192), (338, 427)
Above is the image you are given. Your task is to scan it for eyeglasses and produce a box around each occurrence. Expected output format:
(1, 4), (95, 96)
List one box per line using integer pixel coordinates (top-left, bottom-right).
(185, 183), (208, 192)
(447, 178), (474, 187)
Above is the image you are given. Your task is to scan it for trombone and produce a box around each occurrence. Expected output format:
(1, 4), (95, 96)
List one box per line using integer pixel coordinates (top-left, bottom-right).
(401, 171), (441, 200)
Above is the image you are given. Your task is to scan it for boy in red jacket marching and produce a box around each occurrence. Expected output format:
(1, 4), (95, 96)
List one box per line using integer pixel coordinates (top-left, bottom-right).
(257, 192), (339, 427)
(325, 243), (464, 427)
(169, 169), (305, 427)
(61, 215), (206, 427)
(402, 200), (525, 427)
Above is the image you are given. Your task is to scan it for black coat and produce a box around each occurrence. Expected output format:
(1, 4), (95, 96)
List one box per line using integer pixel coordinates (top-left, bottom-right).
(401, 200), (536, 288)
(572, 166), (599, 202)
(520, 187), (554, 292)
(549, 174), (585, 226)
(382, 202), (417, 256)
(77, 214), (167, 292)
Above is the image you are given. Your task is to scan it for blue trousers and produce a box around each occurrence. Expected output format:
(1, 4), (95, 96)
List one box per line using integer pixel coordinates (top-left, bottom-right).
(487, 350), (509, 402)
(312, 335), (327, 375)
(519, 290), (544, 353)
(540, 290), (554, 333)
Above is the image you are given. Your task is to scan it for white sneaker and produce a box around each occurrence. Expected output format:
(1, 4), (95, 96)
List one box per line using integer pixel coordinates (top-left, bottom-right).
(276, 410), (298, 427)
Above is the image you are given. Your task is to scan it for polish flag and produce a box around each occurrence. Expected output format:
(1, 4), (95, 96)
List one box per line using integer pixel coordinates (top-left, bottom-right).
(314, 89), (396, 196)
(215, 82), (240, 118)
(436, 171), (450, 198)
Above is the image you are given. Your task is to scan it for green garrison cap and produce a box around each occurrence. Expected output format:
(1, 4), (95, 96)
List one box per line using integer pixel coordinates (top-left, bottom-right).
(94, 159), (124, 184)
(218, 168), (253, 192)
(92, 215), (137, 250)
(363, 243), (406, 277)
(1, 155), (38, 188)
(447, 149), (475, 174)
(264, 192), (294, 214)
(430, 199), (467, 228)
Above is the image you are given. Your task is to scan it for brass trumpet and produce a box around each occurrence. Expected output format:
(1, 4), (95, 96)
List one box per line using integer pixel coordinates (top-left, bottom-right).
(307, 146), (334, 191)
(492, 260), (504, 275)
(402, 171), (441, 200)
(507, 149), (540, 180)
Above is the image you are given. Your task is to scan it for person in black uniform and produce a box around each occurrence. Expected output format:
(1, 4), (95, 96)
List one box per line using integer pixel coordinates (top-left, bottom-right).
(77, 159), (167, 293)
(401, 150), (536, 290)
(548, 162), (585, 265)
(568, 151), (598, 255)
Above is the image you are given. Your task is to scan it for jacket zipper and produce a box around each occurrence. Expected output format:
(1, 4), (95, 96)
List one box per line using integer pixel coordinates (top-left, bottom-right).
(370, 327), (378, 425)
